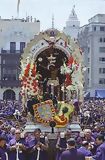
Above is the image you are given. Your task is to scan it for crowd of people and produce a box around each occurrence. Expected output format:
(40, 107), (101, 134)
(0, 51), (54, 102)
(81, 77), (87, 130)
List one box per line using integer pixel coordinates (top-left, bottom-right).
(79, 99), (105, 128)
(0, 100), (22, 118)
(0, 99), (104, 160)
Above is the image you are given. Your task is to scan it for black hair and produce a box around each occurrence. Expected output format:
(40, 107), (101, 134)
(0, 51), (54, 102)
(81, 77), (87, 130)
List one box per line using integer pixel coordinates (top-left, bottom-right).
(96, 134), (104, 142)
(34, 128), (41, 133)
(67, 138), (75, 146)
(82, 141), (89, 147)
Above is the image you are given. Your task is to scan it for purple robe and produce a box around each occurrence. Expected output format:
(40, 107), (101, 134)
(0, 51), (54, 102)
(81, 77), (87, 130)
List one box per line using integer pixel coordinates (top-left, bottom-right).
(56, 137), (67, 160)
(8, 138), (26, 160)
(60, 148), (85, 160)
(27, 137), (48, 160)
(0, 147), (8, 160)
(78, 146), (92, 156)
(93, 142), (105, 160)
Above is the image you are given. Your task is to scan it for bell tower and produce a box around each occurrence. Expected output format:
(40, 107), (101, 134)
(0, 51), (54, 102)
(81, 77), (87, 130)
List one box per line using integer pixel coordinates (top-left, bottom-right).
(63, 6), (80, 39)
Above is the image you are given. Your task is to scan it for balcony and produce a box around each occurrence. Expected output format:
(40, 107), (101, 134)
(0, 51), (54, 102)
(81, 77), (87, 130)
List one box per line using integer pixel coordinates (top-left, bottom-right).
(0, 80), (21, 87)
(1, 50), (23, 54)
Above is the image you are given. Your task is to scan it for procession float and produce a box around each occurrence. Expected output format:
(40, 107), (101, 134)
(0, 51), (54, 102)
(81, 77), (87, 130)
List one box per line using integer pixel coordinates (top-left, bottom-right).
(19, 28), (84, 129)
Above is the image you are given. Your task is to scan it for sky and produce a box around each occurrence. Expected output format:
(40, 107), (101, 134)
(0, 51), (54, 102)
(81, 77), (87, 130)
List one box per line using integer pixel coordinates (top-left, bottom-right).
(0, 0), (105, 31)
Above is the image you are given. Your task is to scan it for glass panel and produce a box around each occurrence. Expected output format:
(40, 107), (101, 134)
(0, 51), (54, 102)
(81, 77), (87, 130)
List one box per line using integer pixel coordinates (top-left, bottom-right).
(10, 42), (16, 53)
(20, 42), (25, 53)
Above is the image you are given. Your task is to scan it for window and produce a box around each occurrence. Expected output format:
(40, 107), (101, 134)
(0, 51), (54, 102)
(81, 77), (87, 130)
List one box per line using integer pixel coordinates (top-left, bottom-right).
(20, 42), (25, 53)
(94, 26), (96, 31)
(2, 68), (18, 81)
(99, 57), (105, 62)
(99, 38), (102, 42)
(100, 26), (105, 31)
(10, 42), (16, 53)
(99, 68), (101, 73)
(99, 78), (105, 84)
(99, 47), (105, 53)
(99, 68), (105, 74)
(87, 78), (89, 85)
(88, 58), (90, 62)
(99, 38), (105, 43)
(3, 60), (5, 64)
(88, 68), (90, 73)
(2, 59), (17, 65)
(88, 47), (90, 53)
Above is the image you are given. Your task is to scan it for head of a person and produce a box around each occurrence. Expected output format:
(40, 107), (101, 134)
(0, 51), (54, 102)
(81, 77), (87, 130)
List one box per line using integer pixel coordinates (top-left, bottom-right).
(0, 137), (6, 148)
(96, 134), (104, 146)
(34, 128), (41, 139)
(10, 127), (16, 135)
(82, 141), (89, 149)
(100, 125), (105, 132)
(60, 132), (65, 138)
(84, 129), (91, 139)
(15, 129), (21, 139)
(94, 126), (100, 132)
(79, 131), (85, 138)
(65, 129), (72, 139)
(67, 138), (76, 149)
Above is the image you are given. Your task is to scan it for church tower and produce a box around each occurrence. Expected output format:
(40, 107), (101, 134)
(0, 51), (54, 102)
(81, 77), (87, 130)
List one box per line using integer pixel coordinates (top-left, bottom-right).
(63, 6), (80, 39)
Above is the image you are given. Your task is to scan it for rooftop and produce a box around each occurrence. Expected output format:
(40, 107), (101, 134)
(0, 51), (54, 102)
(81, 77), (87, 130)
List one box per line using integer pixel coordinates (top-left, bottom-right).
(0, 16), (40, 23)
(88, 14), (105, 23)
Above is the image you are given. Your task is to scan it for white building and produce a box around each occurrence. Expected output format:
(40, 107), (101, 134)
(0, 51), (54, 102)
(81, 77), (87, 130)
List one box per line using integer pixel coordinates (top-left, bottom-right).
(0, 16), (40, 100)
(78, 14), (105, 98)
(63, 6), (80, 39)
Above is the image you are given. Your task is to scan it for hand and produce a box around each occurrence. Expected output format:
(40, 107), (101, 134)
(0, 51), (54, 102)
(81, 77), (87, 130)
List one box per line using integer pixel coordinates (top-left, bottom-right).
(19, 144), (23, 149)
(56, 145), (60, 149)
(35, 143), (41, 148)
(85, 157), (93, 160)
(39, 142), (43, 147)
(16, 143), (19, 149)
(10, 145), (16, 150)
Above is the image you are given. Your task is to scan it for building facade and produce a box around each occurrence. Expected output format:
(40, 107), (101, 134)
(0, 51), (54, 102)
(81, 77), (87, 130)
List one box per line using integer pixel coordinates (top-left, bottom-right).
(0, 17), (40, 100)
(63, 6), (80, 39)
(78, 14), (105, 97)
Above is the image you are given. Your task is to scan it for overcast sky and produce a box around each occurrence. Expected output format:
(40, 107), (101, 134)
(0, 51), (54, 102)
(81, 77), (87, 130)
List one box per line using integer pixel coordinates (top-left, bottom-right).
(0, 0), (105, 30)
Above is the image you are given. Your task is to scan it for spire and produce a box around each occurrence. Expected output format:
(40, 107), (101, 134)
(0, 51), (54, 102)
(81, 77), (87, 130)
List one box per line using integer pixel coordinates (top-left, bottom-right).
(72, 5), (75, 16)
(63, 5), (80, 39)
(69, 5), (78, 20)
(52, 14), (54, 29)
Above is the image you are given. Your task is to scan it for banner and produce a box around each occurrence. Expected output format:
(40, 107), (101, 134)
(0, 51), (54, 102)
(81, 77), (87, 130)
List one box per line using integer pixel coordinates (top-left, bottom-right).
(33, 100), (55, 125)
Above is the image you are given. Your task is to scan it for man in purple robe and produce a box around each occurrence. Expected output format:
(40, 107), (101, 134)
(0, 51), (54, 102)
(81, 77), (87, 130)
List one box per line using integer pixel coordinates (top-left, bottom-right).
(0, 137), (8, 160)
(77, 129), (95, 147)
(93, 134), (105, 160)
(27, 128), (49, 160)
(8, 129), (27, 160)
(78, 141), (92, 157)
(56, 130), (72, 160)
(60, 138), (85, 160)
